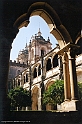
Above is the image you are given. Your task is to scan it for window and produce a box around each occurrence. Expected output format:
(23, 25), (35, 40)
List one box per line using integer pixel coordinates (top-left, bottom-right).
(33, 68), (37, 78)
(18, 79), (20, 86)
(46, 58), (52, 71)
(41, 49), (44, 56)
(26, 74), (28, 82)
(53, 54), (58, 68)
(38, 65), (41, 76)
(24, 76), (25, 84)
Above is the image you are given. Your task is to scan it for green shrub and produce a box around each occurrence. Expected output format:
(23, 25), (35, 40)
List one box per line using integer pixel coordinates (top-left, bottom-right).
(7, 87), (31, 110)
(43, 80), (64, 106)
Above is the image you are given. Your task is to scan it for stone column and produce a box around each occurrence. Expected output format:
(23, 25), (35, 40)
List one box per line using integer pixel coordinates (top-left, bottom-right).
(58, 55), (63, 80)
(68, 48), (78, 100)
(39, 55), (45, 110)
(38, 87), (42, 110)
(0, 26), (19, 120)
(0, 38), (12, 120)
(62, 52), (71, 101)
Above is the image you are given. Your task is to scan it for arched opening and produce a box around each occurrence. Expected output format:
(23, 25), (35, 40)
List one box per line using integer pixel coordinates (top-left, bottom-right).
(0, 1), (81, 118)
(32, 87), (38, 110)
(38, 65), (41, 76)
(18, 79), (20, 86)
(10, 1), (78, 112)
(53, 54), (58, 68)
(33, 67), (37, 78)
(45, 80), (56, 110)
(24, 76), (25, 84)
(26, 73), (28, 82)
(41, 49), (45, 56)
(11, 15), (57, 61)
(46, 58), (52, 71)
(14, 2), (72, 50)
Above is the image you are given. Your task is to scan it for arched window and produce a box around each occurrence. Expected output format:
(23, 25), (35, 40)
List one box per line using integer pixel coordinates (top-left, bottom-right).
(26, 73), (28, 82)
(33, 68), (37, 78)
(41, 49), (44, 56)
(53, 54), (58, 68)
(24, 76), (25, 84)
(18, 79), (20, 86)
(46, 58), (52, 71)
(38, 65), (41, 76)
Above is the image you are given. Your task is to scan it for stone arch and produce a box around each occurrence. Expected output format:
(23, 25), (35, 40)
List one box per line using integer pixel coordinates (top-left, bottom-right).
(18, 79), (20, 86)
(33, 67), (37, 78)
(22, 70), (28, 84)
(45, 79), (56, 110)
(45, 79), (55, 90)
(31, 86), (39, 110)
(0, 0), (80, 117)
(46, 58), (52, 71)
(32, 63), (41, 78)
(52, 54), (58, 68)
(26, 73), (28, 82)
(12, 1), (79, 111)
(14, 2), (72, 49)
(38, 64), (41, 76)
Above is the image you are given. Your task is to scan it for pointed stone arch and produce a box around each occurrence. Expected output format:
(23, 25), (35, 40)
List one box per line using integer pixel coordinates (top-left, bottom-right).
(45, 79), (56, 110)
(46, 58), (52, 71)
(45, 79), (55, 90)
(12, 1), (79, 111)
(14, 2), (72, 49)
(31, 86), (39, 110)
(52, 54), (58, 68)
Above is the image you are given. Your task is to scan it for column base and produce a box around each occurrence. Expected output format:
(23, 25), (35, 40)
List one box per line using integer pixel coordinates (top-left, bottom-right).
(60, 100), (81, 111)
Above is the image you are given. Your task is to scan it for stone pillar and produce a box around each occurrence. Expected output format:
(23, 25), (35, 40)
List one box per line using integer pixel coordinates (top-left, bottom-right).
(38, 87), (42, 110)
(39, 55), (45, 110)
(0, 26), (19, 120)
(68, 48), (78, 100)
(62, 52), (71, 101)
(58, 55), (63, 80)
(0, 38), (12, 120)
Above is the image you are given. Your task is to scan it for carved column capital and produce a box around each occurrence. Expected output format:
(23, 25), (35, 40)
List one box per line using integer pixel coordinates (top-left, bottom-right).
(68, 48), (76, 59)
(62, 52), (68, 64)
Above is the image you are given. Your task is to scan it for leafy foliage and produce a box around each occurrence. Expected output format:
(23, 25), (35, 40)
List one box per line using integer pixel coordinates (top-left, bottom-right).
(43, 80), (82, 106)
(78, 82), (82, 101)
(43, 80), (64, 106)
(7, 87), (31, 110)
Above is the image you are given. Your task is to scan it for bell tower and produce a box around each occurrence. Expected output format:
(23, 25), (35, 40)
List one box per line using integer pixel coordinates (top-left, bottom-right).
(28, 28), (52, 64)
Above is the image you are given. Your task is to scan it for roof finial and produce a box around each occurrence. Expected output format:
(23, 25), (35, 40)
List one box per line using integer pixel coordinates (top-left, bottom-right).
(25, 37), (27, 47)
(38, 28), (41, 36)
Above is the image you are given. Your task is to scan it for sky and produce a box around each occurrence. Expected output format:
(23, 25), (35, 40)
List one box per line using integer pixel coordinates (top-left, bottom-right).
(10, 16), (57, 61)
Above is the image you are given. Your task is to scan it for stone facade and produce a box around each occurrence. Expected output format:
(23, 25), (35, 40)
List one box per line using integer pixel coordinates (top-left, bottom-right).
(8, 60), (27, 90)
(9, 30), (82, 111)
